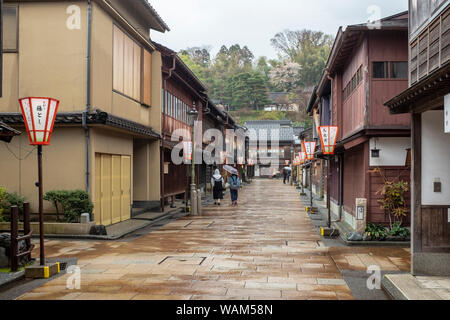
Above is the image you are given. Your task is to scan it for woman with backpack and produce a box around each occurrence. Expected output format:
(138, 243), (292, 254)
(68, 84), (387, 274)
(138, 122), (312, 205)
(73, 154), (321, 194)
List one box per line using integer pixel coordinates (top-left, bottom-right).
(228, 172), (241, 207)
(211, 169), (225, 206)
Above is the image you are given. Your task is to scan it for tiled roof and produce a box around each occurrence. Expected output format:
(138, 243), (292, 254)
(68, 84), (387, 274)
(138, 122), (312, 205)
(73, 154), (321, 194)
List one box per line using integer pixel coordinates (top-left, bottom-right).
(245, 120), (294, 142)
(141, 0), (170, 32)
(0, 121), (21, 143)
(0, 110), (160, 139)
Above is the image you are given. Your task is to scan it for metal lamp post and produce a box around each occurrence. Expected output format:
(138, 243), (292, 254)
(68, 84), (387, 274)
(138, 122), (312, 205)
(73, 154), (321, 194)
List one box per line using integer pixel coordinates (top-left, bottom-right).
(318, 126), (339, 229)
(19, 97), (59, 266)
(187, 105), (199, 216)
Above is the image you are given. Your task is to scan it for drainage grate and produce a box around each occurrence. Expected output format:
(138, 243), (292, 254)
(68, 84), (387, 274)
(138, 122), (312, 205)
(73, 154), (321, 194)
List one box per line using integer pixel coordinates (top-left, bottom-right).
(158, 256), (206, 266)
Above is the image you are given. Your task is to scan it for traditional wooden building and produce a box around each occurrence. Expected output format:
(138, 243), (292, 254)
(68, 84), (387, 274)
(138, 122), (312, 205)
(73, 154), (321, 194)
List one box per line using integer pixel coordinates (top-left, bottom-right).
(156, 42), (206, 211)
(311, 11), (412, 232)
(245, 120), (294, 178)
(385, 1), (450, 276)
(0, 0), (169, 226)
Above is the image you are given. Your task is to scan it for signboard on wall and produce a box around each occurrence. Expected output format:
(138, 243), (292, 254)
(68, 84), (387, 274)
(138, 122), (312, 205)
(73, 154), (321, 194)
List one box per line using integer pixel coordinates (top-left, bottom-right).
(445, 94), (450, 133)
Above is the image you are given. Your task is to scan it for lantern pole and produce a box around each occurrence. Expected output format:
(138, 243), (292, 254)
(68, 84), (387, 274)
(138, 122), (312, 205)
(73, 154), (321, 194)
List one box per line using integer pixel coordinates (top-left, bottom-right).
(37, 145), (45, 265)
(310, 159), (313, 208)
(327, 155), (331, 229)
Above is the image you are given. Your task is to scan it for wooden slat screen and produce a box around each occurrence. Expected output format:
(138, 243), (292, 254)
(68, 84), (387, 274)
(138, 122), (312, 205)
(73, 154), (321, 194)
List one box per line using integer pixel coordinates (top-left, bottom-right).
(113, 25), (142, 102)
(142, 49), (152, 106)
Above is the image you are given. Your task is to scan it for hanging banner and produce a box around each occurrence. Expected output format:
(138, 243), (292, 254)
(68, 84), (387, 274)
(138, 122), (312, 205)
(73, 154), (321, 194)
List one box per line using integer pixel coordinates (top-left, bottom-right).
(183, 141), (193, 162)
(318, 126), (339, 155)
(303, 141), (316, 160)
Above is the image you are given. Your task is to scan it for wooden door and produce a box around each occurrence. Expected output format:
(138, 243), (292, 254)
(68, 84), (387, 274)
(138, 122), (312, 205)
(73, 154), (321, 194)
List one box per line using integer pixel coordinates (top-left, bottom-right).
(121, 156), (131, 221)
(100, 154), (112, 226)
(111, 155), (122, 224)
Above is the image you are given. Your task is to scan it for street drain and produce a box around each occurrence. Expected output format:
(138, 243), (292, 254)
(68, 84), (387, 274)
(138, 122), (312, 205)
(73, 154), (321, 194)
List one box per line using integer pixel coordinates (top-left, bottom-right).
(158, 256), (206, 265)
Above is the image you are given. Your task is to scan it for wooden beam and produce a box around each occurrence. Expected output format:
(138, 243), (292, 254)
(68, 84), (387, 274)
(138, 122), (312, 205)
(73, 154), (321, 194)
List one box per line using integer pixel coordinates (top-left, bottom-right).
(412, 113), (422, 255)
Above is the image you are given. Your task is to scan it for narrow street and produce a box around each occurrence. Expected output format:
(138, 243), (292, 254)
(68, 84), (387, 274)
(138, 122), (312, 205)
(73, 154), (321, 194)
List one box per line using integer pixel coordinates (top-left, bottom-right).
(15, 180), (410, 300)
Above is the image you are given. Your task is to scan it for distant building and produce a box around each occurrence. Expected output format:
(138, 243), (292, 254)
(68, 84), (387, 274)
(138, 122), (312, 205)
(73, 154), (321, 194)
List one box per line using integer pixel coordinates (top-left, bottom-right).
(245, 120), (294, 178)
(265, 92), (299, 112)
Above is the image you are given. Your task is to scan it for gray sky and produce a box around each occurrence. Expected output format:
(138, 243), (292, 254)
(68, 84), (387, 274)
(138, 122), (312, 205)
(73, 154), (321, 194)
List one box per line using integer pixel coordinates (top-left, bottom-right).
(149, 0), (407, 60)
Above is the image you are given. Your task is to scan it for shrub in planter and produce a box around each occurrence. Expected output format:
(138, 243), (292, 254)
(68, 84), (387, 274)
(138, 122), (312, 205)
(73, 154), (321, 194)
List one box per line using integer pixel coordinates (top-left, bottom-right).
(365, 223), (388, 241)
(44, 190), (93, 223)
(0, 190), (26, 221)
(388, 221), (410, 240)
(0, 187), (6, 220)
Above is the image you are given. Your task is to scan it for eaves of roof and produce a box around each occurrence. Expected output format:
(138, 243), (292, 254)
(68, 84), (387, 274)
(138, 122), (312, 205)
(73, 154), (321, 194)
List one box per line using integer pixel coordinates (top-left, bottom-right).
(0, 110), (161, 140)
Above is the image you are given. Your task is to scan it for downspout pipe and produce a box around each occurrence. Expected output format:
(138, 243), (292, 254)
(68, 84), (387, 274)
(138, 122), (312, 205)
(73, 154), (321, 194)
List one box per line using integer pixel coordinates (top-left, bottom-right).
(83, 0), (92, 213)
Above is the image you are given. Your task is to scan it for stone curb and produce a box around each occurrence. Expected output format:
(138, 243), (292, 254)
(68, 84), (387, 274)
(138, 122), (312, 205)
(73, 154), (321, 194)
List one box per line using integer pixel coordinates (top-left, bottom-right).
(299, 190), (410, 248)
(29, 209), (187, 241)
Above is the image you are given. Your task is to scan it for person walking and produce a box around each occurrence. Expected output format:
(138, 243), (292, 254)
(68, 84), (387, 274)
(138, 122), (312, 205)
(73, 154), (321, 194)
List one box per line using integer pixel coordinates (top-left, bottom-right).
(283, 168), (288, 184)
(228, 172), (241, 206)
(211, 169), (225, 206)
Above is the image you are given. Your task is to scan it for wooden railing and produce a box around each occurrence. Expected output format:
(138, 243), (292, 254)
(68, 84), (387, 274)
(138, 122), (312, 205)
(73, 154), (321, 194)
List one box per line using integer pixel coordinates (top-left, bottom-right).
(410, 5), (450, 85)
(0, 203), (34, 272)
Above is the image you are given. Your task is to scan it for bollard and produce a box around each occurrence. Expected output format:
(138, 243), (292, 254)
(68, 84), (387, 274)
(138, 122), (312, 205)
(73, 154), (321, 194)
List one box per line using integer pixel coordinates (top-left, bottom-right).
(197, 189), (202, 215)
(23, 203), (32, 262)
(10, 206), (19, 272)
(191, 189), (198, 216)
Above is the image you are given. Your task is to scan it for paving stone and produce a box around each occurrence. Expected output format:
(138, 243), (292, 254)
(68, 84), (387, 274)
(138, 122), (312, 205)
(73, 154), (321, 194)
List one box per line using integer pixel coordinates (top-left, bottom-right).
(317, 278), (347, 286)
(15, 180), (413, 300)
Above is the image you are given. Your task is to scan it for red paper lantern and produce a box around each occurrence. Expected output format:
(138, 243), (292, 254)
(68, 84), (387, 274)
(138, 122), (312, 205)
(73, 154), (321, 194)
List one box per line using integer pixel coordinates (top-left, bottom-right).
(19, 97), (59, 145)
(302, 141), (316, 161)
(183, 141), (193, 162)
(299, 151), (306, 164)
(318, 126), (339, 155)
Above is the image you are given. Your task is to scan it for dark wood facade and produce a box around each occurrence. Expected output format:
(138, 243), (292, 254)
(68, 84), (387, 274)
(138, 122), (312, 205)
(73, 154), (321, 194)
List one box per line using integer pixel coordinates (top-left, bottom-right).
(311, 12), (412, 229)
(386, 2), (450, 276)
(156, 42), (206, 211)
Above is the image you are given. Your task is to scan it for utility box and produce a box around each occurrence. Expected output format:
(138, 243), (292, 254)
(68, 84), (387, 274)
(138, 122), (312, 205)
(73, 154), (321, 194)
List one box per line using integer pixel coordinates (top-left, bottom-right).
(80, 213), (90, 224)
(355, 198), (367, 234)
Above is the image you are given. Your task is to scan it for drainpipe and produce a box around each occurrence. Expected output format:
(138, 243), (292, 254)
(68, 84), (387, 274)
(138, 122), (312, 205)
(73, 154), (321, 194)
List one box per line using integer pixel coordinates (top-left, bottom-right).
(83, 0), (92, 212)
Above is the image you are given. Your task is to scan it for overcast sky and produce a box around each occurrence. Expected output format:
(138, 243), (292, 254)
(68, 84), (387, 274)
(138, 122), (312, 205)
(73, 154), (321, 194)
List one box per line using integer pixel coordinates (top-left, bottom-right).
(149, 0), (407, 60)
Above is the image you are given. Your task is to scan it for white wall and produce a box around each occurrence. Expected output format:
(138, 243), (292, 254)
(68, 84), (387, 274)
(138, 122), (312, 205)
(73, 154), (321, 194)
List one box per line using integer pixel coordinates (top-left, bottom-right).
(422, 110), (450, 205)
(369, 137), (411, 167)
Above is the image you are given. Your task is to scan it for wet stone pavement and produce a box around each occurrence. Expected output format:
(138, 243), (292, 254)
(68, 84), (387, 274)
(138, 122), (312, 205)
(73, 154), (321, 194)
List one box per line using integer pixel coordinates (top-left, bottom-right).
(16, 179), (410, 300)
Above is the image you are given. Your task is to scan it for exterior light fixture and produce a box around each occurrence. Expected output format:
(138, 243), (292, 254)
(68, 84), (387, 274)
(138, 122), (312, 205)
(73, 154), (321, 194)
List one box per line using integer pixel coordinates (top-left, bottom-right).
(19, 97), (59, 145)
(371, 138), (380, 158)
(18, 96), (60, 267)
(318, 126), (339, 155)
(318, 125), (339, 230)
(302, 141), (317, 161)
(186, 103), (199, 215)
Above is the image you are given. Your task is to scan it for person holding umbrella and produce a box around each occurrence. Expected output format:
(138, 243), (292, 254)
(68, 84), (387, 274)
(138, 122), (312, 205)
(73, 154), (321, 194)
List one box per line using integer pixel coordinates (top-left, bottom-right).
(224, 165), (241, 206)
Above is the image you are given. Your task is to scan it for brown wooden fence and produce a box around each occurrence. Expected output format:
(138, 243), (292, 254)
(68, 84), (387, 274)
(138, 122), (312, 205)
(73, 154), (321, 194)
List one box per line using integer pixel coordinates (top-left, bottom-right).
(0, 203), (34, 272)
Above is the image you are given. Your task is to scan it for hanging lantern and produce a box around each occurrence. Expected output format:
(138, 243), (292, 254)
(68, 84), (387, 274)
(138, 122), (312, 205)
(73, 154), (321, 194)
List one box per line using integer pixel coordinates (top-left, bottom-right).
(318, 126), (339, 155)
(303, 141), (316, 161)
(299, 151), (306, 164)
(183, 141), (193, 162)
(19, 97), (59, 145)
